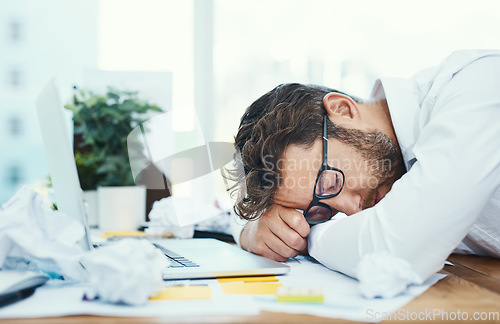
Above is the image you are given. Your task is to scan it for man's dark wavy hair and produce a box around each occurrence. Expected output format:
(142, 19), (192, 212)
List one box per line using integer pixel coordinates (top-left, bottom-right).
(227, 83), (363, 221)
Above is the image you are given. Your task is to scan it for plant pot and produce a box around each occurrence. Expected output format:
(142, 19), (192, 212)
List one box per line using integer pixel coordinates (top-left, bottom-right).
(97, 186), (146, 231)
(83, 190), (98, 228)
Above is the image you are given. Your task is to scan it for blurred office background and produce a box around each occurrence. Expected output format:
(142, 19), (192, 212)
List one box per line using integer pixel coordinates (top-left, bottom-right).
(1, 0), (500, 203)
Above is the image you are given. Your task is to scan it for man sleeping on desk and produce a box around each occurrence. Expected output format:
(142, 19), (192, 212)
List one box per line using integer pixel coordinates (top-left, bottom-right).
(227, 50), (500, 297)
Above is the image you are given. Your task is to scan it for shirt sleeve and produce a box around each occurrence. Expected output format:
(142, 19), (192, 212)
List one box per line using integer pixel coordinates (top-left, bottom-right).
(308, 55), (500, 297)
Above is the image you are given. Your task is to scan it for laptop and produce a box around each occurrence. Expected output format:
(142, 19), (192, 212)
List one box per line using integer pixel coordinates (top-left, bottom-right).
(35, 79), (289, 280)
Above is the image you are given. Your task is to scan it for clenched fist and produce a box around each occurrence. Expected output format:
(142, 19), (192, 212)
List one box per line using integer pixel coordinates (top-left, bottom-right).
(239, 204), (310, 262)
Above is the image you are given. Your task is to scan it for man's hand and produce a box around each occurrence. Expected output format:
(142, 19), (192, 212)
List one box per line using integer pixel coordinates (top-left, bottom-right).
(239, 205), (310, 262)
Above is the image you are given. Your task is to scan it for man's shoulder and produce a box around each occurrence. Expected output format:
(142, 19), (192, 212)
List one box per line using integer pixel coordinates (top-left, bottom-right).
(412, 49), (500, 82)
(442, 49), (500, 63)
(410, 49), (500, 105)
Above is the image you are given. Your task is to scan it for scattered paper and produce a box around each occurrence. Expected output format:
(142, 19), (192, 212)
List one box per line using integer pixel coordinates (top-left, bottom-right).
(0, 256), (445, 321)
(0, 187), (173, 306)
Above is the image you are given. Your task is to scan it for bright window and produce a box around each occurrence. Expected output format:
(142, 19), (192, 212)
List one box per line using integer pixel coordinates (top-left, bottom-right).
(212, 0), (500, 141)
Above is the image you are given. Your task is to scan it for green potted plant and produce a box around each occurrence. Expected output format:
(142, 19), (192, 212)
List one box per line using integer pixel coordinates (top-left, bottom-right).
(65, 87), (162, 230)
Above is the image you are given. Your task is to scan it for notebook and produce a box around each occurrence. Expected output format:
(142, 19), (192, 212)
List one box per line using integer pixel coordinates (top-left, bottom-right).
(35, 78), (289, 280)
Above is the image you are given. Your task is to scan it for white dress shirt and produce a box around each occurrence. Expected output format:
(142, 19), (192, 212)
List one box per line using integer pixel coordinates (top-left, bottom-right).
(308, 49), (500, 297)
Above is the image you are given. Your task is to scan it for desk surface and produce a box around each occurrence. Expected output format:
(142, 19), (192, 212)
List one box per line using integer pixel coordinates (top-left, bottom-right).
(2, 254), (499, 323)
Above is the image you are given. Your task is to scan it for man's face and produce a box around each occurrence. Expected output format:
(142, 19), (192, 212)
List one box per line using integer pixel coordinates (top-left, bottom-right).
(273, 129), (404, 217)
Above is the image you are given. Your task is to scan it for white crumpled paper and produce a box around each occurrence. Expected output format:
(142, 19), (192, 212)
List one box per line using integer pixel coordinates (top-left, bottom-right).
(0, 186), (170, 305)
(80, 238), (169, 305)
(195, 195), (233, 234)
(0, 186), (86, 281)
(356, 251), (422, 298)
(146, 195), (229, 238)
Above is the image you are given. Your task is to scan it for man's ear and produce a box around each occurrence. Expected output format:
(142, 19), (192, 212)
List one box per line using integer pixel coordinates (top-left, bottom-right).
(323, 92), (359, 121)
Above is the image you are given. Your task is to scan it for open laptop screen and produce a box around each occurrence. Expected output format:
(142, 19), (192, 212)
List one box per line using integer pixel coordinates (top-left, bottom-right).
(36, 79), (92, 251)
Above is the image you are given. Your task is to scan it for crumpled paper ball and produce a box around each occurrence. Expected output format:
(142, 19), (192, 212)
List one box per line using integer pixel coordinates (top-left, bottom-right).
(146, 196), (226, 238)
(0, 186), (86, 281)
(356, 251), (422, 298)
(80, 238), (170, 305)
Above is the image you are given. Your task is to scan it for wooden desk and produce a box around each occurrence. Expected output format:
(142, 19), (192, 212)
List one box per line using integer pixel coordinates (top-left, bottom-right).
(3, 254), (500, 323)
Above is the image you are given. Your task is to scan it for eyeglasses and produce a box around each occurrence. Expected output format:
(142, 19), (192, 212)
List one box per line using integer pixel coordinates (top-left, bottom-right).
(303, 114), (345, 225)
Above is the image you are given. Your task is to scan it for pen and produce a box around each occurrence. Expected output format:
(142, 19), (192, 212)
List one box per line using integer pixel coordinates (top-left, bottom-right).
(0, 287), (36, 308)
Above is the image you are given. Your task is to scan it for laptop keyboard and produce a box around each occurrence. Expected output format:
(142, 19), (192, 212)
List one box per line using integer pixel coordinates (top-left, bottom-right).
(153, 243), (200, 268)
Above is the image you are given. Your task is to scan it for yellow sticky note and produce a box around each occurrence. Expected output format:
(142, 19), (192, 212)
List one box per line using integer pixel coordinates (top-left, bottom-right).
(276, 287), (324, 303)
(217, 275), (279, 283)
(150, 286), (212, 300)
(220, 283), (283, 295)
(101, 231), (145, 239)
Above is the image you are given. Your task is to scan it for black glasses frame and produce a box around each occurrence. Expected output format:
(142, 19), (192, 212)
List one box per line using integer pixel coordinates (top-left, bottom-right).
(303, 114), (345, 225)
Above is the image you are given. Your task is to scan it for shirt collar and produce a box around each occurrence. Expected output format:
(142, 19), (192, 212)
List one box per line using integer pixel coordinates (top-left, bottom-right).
(370, 78), (420, 169)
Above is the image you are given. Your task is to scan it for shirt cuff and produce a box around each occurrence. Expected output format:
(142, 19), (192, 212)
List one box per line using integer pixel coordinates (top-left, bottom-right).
(230, 212), (247, 247)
